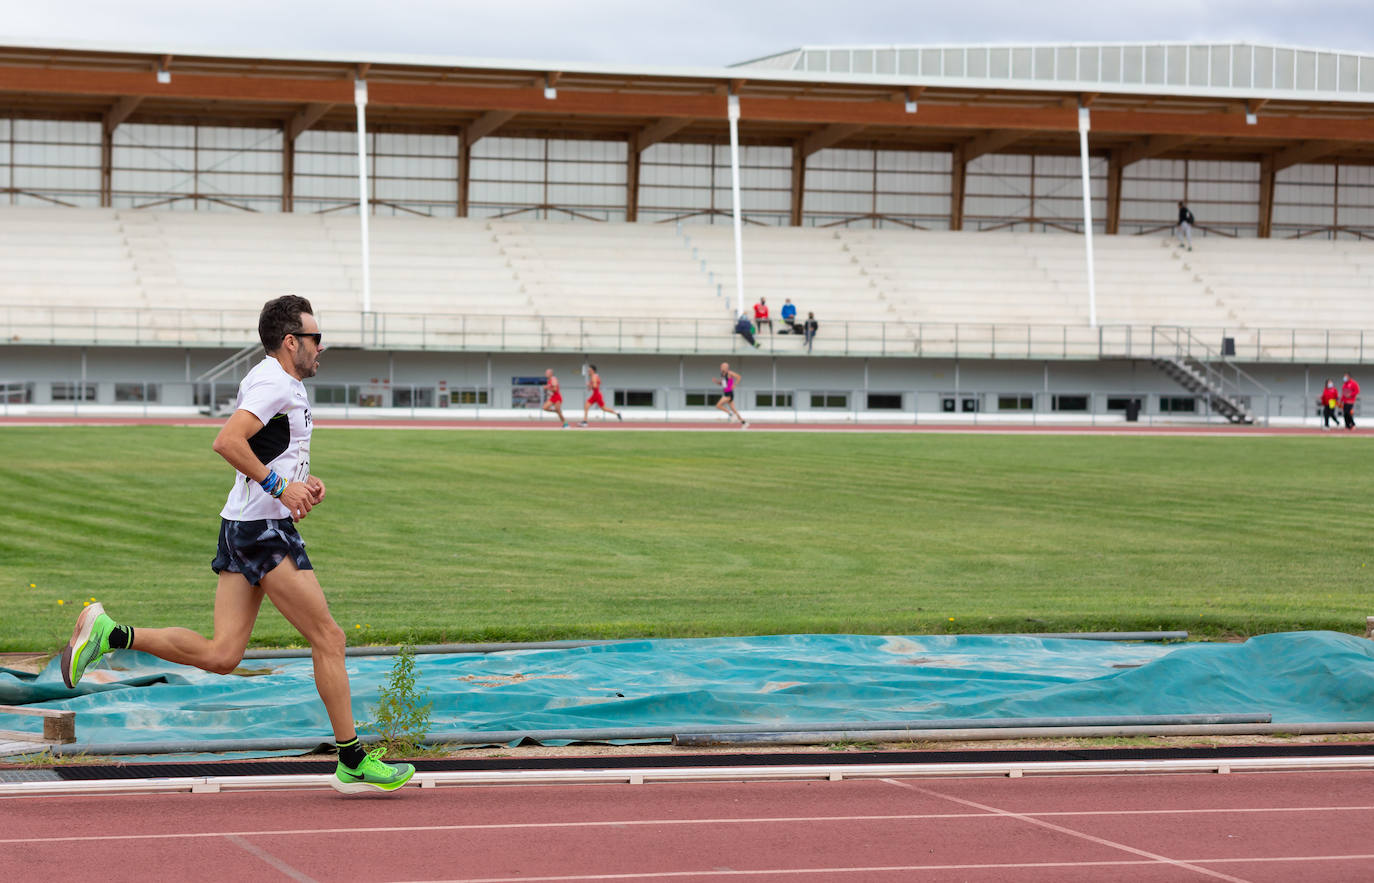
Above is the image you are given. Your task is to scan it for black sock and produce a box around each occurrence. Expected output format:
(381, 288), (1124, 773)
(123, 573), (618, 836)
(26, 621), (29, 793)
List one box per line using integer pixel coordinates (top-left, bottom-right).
(107, 625), (134, 650)
(337, 737), (367, 768)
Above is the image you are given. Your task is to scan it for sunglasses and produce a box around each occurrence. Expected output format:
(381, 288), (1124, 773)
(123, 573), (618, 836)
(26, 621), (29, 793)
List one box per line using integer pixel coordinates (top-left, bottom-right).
(289, 331), (322, 345)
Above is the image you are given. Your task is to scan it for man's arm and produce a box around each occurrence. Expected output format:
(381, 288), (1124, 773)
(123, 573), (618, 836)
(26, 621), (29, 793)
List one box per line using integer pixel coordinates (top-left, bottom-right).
(212, 409), (316, 520)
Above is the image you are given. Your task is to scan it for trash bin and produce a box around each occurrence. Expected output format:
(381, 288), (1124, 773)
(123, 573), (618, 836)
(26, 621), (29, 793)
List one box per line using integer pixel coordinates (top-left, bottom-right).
(1221, 336), (1236, 357)
(1124, 398), (1141, 422)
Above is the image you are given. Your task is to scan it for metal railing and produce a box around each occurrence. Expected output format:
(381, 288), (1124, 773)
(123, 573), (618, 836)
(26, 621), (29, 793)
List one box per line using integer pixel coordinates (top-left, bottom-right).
(3, 379), (1357, 428)
(1, 305), (1370, 364)
(1151, 325), (1274, 401)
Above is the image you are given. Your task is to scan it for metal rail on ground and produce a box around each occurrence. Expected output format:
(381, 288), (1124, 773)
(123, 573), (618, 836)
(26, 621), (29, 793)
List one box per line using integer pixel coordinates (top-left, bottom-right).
(6, 753), (1374, 798)
(30, 714), (1276, 757)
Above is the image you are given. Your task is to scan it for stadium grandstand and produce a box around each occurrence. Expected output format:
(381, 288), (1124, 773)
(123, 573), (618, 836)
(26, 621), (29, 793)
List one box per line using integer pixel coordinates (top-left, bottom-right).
(0, 38), (1371, 424)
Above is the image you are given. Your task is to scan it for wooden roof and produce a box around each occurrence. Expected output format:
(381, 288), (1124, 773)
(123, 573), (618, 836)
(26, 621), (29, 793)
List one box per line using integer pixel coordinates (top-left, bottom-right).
(1, 42), (1371, 164)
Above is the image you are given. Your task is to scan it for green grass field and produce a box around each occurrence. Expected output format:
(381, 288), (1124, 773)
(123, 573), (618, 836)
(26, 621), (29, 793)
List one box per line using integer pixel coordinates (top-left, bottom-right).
(1, 426), (1369, 652)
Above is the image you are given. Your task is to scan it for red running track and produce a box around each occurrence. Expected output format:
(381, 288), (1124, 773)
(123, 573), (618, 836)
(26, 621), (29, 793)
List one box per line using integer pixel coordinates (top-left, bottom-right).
(4, 770), (1374, 881)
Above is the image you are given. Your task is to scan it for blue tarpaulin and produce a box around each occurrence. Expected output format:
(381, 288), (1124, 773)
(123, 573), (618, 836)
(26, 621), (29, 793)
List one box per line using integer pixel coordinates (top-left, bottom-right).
(3, 632), (1373, 755)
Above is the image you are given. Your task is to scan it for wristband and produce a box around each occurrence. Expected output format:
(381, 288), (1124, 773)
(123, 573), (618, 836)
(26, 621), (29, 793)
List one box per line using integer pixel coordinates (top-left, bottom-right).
(259, 469), (287, 498)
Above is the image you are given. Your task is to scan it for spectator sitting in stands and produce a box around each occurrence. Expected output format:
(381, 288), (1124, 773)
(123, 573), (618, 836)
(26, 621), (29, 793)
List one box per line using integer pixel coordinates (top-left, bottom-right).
(734, 312), (761, 349)
(780, 298), (798, 333)
(752, 298), (772, 333)
(803, 312), (818, 353)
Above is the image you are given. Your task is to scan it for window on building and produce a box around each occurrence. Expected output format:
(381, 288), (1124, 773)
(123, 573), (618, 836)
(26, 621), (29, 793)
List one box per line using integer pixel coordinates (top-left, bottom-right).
(450, 388), (490, 405)
(1106, 397), (1143, 411)
(685, 390), (720, 407)
(310, 385), (353, 405)
(0, 382), (32, 404)
(51, 382), (96, 402)
(755, 392), (794, 408)
(941, 395), (980, 412)
(614, 390), (655, 407)
(114, 383), (159, 403)
(866, 393), (903, 410)
(393, 387), (436, 408)
(1052, 394), (1089, 412)
(998, 394), (1034, 411)
(1159, 396), (1197, 413)
(810, 393), (848, 409)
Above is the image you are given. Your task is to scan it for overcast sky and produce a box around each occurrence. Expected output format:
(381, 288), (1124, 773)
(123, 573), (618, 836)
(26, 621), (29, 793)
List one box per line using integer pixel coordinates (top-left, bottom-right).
(5, 0), (1372, 68)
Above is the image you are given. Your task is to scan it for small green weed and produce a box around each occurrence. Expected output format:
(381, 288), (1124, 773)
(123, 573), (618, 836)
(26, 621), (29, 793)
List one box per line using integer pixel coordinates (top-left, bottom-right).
(366, 645), (433, 754)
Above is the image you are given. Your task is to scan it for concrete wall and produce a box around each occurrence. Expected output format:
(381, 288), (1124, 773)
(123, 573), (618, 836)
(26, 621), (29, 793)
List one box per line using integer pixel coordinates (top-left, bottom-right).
(0, 344), (1341, 422)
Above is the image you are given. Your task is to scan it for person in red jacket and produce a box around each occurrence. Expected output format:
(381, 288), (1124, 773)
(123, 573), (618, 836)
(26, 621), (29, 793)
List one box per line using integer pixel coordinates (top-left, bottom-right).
(1341, 372), (1360, 430)
(752, 298), (772, 334)
(1318, 378), (1341, 430)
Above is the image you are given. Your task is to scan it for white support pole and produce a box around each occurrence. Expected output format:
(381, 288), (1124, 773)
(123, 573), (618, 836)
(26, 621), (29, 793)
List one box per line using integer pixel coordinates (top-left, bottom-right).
(355, 80), (372, 316)
(1077, 106), (1097, 328)
(727, 93), (746, 317)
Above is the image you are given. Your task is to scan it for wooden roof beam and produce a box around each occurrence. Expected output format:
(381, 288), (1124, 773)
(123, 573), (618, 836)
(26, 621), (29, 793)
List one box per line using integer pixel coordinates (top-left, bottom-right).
(102, 95), (142, 133)
(891, 86), (926, 105)
(1271, 139), (1356, 172)
(466, 109), (516, 143)
(285, 102), (333, 141)
(632, 116), (694, 153)
(800, 122), (865, 158)
(959, 129), (1027, 164)
(8, 65), (1374, 144)
(1118, 134), (1198, 168)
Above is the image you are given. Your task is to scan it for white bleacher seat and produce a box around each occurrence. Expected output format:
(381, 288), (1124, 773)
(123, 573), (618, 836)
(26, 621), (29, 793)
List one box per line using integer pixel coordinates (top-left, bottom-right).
(1, 207), (1371, 345)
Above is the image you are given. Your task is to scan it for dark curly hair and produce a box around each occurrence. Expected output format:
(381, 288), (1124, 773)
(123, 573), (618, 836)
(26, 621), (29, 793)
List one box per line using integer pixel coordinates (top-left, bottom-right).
(258, 295), (315, 353)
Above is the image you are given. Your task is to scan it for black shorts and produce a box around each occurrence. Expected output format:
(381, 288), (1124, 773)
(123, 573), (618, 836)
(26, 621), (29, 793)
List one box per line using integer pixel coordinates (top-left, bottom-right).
(719, 392), (734, 402)
(211, 518), (312, 587)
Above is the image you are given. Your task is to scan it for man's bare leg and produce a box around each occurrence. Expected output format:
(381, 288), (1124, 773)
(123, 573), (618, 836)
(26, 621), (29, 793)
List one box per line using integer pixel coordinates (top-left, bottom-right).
(130, 573), (264, 675)
(258, 559), (354, 740)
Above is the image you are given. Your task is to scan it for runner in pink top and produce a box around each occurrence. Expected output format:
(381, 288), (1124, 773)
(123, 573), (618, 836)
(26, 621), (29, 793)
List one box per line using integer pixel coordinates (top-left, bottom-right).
(715, 362), (747, 428)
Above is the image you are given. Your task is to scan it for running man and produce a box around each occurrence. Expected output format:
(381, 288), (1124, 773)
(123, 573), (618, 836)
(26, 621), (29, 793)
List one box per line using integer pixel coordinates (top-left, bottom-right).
(58, 295), (414, 794)
(543, 368), (568, 428)
(715, 362), (747, 428)
(579, 364), (622, 426)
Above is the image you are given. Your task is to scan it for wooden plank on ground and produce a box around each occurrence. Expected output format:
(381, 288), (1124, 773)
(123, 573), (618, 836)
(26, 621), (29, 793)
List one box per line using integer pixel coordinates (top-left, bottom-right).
(0, 706), (76, 743)
(0, 737), (51, 756)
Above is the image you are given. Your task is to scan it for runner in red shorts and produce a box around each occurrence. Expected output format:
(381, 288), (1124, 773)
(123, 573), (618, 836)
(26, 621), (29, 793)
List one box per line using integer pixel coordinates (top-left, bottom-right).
(579, 364), (623, 426)
(543, 368), (567, 428)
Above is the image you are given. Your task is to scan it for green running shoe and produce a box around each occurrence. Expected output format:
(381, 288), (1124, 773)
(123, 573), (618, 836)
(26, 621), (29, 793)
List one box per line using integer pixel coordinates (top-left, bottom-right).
(60, 602), (116, 689)
(330, 746), (415, 794)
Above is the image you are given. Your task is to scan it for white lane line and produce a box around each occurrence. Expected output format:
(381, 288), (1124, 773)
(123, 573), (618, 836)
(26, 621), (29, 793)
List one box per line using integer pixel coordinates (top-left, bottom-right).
(1197, 854), (1374, 864)
(400, 862), (1159, 881)
(4, 802), (1374, 845)
(1036, 805), (1374, 818)
(0, 813), (987, 845)
(881, 778), (1253, 883)
(224, 834), (319, 883)
(393, 855), (1374, 882)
